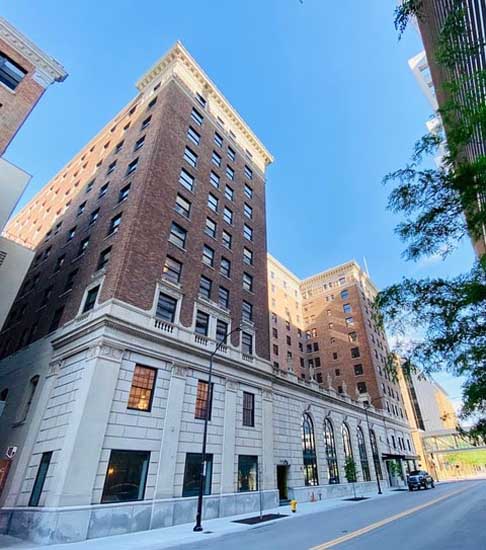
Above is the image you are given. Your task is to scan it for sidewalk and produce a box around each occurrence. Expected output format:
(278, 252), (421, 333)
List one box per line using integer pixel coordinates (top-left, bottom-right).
(0, 488), (404, 550)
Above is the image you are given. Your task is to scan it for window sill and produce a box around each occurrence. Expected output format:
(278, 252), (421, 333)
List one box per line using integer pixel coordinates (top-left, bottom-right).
(168, 241), (187, 253)
(0, 80), (16, 94)
(71, 252), (86, 263)
(59, 288), (73, 298)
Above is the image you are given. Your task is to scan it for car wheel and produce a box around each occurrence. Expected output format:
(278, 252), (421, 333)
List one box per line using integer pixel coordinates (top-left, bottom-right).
(431, 481), (435, 488)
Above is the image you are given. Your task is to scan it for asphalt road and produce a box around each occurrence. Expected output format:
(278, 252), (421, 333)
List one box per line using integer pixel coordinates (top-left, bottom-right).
(175, 480), (486, 550)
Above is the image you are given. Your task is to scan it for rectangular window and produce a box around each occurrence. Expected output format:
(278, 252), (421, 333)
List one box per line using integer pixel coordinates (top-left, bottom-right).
(212, 151), (222, 167)
(141, 116), (151, 130)
(243, 272), (253, 292)
(0, 53), (27, 90)
(351, 347), (360, 358)
(343, 303), (352, 313)
(220, 257), (231, 278)
(54, 255), (65, 272)
(179, 168), (194, 191)
(218, 286), (229, 309)
(191, 108), (204, 126)
(243, 247), (253, 265)
(224, 185), (234, 201)
(216, 319), (228, 342)
(223, 207), (233, 225)
(214, 132), (223, 147)
(64, 270), (78, 292)
(85, 179), (95, 193)
(184, 146), (198, 168)
(202, 245), (215, 267)
(169, 222), (187, 248)
(210, 171), (220, 189)
(156, 292), (177, 323)
(340, 289), (349, 300)
(273, 344), (279, 355)
(244, 184), (253, 199)
(134, 136), (145, 151)
(354, 364), (364, 376)
(163, 256), (182, 284)
(244, 165), (253, 180)
(99, 183), (109, 198)
(128, 365), (157, 411)
(97, 247), (111, 270)
(83, 285), (99, 313)
(242, 301), (253, 322)
(244, 203), (253, 219)
(182, 453), (213, 497)
(29, 451), (53, 506)
(238, 455), (258, 492)
(107, 160), (117, 175)
(195, 93), (206, 108)
(67, 226), (76, 241)
(348, 331), (358, 343)
(243, 224), (253, 241)
(101, 450), (150, 503)
(77, 201), (86, 216)
(208, 193), (219, 212)
(357, 381), (367, 394)
(195, 380), (213, 419)
(187, 126), (201, 146)
(175, 194), (191, 218)
(107, 213), (122, 235)
(227, 146), (236, 161)
(78, 236), (90, 256)
(118, 183), (131, 202)
(148, 96), (157, 109)
(242, 392), (255, 427)
(199, 275), (212, 299)
(242, 332), (253, 355)
(345, 317), (354, 326)
(115, 140), (124, 153)
(89, 208), (100, 226)
(226, 165), (234, 180)
(48, 307), (64, 333)
(205, 217), (217, 238)
(222, 230), (232, 250)
(126, 158), (139, 176)
(195, 310), (210, 336)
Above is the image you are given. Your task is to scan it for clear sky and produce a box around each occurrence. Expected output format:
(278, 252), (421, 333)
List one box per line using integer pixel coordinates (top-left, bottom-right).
(3, 0), (473, 407)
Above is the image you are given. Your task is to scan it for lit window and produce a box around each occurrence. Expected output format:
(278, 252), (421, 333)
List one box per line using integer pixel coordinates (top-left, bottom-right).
(195, 380), (212, 419)
(128, 365), (156, 411)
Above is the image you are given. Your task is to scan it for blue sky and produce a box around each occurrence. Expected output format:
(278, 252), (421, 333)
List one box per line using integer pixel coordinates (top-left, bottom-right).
(3, 0), (473, 405)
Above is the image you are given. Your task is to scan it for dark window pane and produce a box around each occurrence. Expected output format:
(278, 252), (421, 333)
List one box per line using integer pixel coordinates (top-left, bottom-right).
(238, 455), (258, 492)
(29, 451), (53, 506)
(242, 392), (255, 427)
(156, 293), (177, 323)
(101, 450), (150, 503)
(182, 453), (213, 497)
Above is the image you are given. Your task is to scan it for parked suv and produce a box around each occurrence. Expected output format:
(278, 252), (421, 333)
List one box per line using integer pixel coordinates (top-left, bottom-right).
(407, 470), (435, 491)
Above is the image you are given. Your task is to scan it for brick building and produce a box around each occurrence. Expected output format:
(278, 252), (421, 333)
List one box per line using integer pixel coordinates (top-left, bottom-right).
(268, 257), (407, 425)
(0, 17), (66, 330)
(0, 42), (414, 544)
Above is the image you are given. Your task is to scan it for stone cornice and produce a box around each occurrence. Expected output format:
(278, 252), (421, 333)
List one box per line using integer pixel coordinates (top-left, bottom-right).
(0, 17), (67, 86)
(135, 41), (273, 168)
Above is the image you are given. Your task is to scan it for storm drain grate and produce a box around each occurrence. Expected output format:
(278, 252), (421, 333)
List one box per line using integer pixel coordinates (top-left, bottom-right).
(342, 497), (370, 501)
(233, 514), (287, 525)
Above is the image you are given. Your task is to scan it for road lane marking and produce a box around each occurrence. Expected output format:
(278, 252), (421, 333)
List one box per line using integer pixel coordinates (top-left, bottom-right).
(310, 483), (482, 550)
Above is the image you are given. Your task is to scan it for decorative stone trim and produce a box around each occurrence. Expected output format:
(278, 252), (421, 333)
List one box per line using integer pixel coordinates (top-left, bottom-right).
(0, 17), (67, 86)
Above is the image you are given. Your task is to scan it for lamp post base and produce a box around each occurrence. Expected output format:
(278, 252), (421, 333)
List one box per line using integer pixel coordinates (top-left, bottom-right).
(193, 525), (203, 532)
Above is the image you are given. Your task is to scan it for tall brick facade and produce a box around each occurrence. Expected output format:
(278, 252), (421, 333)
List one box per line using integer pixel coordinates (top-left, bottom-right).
(0, 17), (66, 156)
(0, 42), (272, 360)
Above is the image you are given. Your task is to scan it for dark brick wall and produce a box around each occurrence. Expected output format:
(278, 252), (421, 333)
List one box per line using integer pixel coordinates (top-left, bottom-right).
(0, 78), (270, 360)
(0, 38), (45, 155)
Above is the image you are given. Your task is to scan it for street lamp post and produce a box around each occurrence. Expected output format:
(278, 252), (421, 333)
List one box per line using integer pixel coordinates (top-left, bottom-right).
(364, 396), (384, 495)
(193, 325), (242, 532)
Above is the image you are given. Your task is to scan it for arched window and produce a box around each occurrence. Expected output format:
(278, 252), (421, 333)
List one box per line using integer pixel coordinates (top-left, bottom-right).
(302, 413), (319, 486)
(369, 429), (383, 480)
(324, 418), (339, 484)
(20, 375), (39, 422)
(357, 426), (371, 481)
(342, 423), (353, 461)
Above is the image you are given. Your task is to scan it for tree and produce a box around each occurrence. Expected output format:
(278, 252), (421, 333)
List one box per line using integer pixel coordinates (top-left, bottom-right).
(377, 1), (486, 439)
(344, 456), (358, 498)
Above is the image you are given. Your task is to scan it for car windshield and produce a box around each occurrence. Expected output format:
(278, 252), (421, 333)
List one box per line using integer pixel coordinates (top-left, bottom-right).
(409, 470), (422, 476)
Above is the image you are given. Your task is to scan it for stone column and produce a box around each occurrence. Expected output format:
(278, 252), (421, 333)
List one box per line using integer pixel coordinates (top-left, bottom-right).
(154, 364), (187, 499)
(220, 379), (238, 494)
(47, 344), (123, 507)
(261, 389), (274, 490)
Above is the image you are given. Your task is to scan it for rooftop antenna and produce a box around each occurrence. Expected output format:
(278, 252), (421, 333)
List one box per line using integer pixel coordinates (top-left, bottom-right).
(363, 256), (370, 277)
